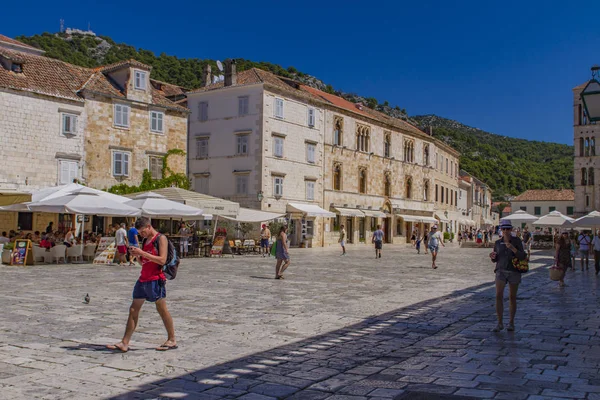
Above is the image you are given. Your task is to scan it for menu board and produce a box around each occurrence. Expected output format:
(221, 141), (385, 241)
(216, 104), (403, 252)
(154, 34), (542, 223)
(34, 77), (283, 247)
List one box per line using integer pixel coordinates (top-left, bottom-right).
(93, 242), (116, 264)
(11, 240), (32, 266)
(95, 237), (115, 257)
(210, 236), (225, 256)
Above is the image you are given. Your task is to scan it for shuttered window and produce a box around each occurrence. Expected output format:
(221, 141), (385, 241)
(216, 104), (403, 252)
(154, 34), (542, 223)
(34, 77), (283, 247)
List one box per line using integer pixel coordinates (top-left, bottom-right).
(274, 98), (284, 118)
(114, 104), (130, 128)
(113, 151), (130, 177)
(62, 114), (78, 135)
(134, 70), (147, 90)
(150, 111), (164, 133)
(198, 102), (208, 121)
(59, 161), (78, 184)
(149, 156), (163, 180)
(238, 96), (249, 116)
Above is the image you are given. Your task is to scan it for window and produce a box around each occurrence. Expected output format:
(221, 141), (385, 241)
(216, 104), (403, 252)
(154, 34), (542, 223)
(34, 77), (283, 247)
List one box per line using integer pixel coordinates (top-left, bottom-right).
(62, 113), (77, 135)
(592, 138), (597, 156)
(359, 169), (367, 194)
(306, 143), (316, 163)
(134, 70), (147, 90)
(112, 151), (130, 177)
(273, 176), (284, 197)
(455, 191), (458, 206)
(581, 168), (588, 185)
(274, 98), (284, 118)
(149, 156), (163, 180)
(196, 138), (209, 158)
(423, 180), (429, 201)
(273, 136), (284, 157)
(11, 63), (22, 73)
(590, 167), (595, 185)
(333, 164), (342, 190)
(586, 138), (590, 156)
(356, 124), (370, 152)
(17, 212), (33, 231)
(333, 116), (343, 146)
(306, 220), (314, 236)
(580, 137), (585, 156)
(450, 189), (453, 206)
(238, 96), (249, 116)
(237, 135), (249, 155)
(384, 174), (391, 197)
(446, 187), (449, 204)
(195, 176), (209, 194)
(236, 175), (249, 195)
(198, 102), (208, 121)
(446, 158), (449, 174)
(306, 181), (315, 200)
(567, 206), (574, 215)
(384, 133), (391, 158)
(114, 104), (130, 128)
(307, 108), (315, 127)
(405, 177), (412, 199)
(435, 184), (439, 202)
(450, 161), (454, 177)
(403, 140), (414, 163)
(534, 206), (541, 216)
(549, 206), (556, 212)
(424, 145), (429, 166)
(59, 160), (78, 184)
(441, 185), (444, 203)
(586, 195), (590, 207)
(150, 111), (164, 133)
(520, 206), (527, 211)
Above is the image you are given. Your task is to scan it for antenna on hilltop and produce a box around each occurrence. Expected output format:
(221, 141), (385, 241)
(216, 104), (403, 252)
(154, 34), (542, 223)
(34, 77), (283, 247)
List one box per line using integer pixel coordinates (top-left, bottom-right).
(60, 18), (65, 33)
(213, 61), (225, 83)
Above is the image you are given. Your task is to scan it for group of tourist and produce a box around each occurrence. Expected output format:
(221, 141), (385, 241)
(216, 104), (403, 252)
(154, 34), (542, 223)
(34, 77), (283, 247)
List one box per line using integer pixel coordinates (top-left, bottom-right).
(457, 227), (497, 247)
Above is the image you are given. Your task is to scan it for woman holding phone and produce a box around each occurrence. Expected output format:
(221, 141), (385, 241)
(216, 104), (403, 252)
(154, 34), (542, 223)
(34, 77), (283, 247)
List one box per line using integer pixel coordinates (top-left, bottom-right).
(489, 219), (527, 332)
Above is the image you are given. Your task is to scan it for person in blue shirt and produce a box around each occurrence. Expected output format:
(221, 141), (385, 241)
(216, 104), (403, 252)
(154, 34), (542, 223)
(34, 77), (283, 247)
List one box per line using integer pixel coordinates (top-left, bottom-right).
(127, 223), (140, 266)
(372, 225), (384, 259)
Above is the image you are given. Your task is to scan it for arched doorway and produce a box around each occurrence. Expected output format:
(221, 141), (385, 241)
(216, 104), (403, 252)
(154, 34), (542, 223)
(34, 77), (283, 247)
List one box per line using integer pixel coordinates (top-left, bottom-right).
(382, 202), (392, 243)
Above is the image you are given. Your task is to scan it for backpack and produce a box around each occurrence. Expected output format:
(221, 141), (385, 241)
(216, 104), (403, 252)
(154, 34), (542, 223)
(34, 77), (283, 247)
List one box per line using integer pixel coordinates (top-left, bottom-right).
(145, 234), (179, 280)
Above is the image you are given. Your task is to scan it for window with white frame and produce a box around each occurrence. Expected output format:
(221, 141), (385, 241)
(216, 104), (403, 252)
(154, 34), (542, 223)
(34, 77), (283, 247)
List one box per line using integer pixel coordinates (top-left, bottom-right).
(195, 176), (209, 194)
(59, 160), (78, 184)
(273, 176), (284, 197)
(134, 70), (147, 90)
(273, 136), (284, 157)
(305, 180), (315, 200)
(148, 156), (163, 180)
(150, 111), (164, 133)
(307, 108), (315, 127)
(114, 104), (130, 128)
(306, 220), (314, 236)
(238, 96), (249, 116)
(198, 102), (208, 121)
(274, 98), (284, 119)
(61, 113), (78, 136)
(236, 175), (249, 195)
(306, 143), (316, 163)
(112, 151), (130, 177)
(196, 138), (209, 158)
(237, 135), (249, 155)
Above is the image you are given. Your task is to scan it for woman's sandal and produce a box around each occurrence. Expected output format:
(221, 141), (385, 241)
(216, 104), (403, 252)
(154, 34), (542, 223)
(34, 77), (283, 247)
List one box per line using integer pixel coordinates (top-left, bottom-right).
(106, 343), (128, 353)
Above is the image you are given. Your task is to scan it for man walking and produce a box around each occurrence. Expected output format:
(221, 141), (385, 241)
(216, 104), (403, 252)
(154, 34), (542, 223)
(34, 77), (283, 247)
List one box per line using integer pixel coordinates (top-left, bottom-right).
(372, 225), (384, 259)
(522, 226), (532, 260)
(593, 230), (600, 275)
(114, 223), (129, 266)
(578, 230), (591, 271)
(107, 217), (176, 353)
(127, 222), (140, 266)
(260, 224), (271, 257)
(427, 225), (445, 269)
(339, 224), (346, 256)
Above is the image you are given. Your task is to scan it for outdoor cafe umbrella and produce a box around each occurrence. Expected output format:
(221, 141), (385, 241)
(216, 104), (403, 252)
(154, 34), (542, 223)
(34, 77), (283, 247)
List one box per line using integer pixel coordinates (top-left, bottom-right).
(502, 210), (539, 222)
(125, 192), (204, 219)
(572, 210), (600, 227)
(533, 210), (575, 227)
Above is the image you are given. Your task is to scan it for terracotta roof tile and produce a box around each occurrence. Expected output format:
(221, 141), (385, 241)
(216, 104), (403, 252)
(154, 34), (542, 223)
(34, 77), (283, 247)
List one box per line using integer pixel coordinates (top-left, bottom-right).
(100, 59), (152, 73)
(512, 189), (575, 202)
(0, 34), (41, 51)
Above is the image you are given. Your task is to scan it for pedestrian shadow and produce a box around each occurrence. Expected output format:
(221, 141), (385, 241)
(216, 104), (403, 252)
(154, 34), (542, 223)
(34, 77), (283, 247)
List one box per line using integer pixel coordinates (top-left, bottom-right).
(60, 343), (147, 352)
(249, 276), (276, 280)
(106, 258), (560, 400)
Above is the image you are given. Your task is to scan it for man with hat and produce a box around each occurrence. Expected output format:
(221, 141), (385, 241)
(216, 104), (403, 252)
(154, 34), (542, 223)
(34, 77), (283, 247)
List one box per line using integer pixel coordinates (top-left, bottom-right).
(426, 224), (445, 269)
(489, 219), (527, 332)
(260, 224), (271, 257)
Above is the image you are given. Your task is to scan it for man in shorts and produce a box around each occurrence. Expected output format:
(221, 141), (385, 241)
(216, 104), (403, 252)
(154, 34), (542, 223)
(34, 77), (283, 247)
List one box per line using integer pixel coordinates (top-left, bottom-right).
(426, 225), (445, 269)
(578, 230), (591, 271)
(522, 226), (532, 259)
(372, 225), (384, 259)
(260, 224), (271, 257)
(114, 223), (128, 266)
(339, 224), (346, 256)
(107, 217), (176, 353)
(127, 222), (139, 266)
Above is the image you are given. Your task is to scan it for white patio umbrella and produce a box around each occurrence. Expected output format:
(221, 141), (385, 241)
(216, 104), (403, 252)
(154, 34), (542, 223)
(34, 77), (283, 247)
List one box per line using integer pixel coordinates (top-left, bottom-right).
(533, 210), (575, 227)
(125, 192), (203, 219)
(27, 188), (141, 216)
(502, 210), (539, 222)
(573, 210), (600, 227)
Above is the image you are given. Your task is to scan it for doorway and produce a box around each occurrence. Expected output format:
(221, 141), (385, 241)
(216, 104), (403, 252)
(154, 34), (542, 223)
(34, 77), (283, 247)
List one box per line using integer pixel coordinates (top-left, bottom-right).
(406, 222), (412, 243)
(384, 217), (391, 243)
(346, 217), (353, 243)
(92, 216), (105, 235)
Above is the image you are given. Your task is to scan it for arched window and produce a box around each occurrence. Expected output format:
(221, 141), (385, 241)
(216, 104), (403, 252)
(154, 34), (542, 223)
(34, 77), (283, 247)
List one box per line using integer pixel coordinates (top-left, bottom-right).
(356, 124), (370, 152)
(333, 116), (343, 146)
(424, 145), (429, 166)
(581, 168), (588, 186)
(592, 138), (596, 156)
(405, 176), (412, 199)
(333, 163), (342, 190)
(423, 180), (429, 201)
(589, 168), (595, 185)
(359, 168), (367, 193)
(404, 140), (414, 162)
(384, 133), (391, 158)
(384, 173), (391, 197)
(435, 184), (439, 202)
(586, 138), (590, 156)
(580, 137), (585, 156)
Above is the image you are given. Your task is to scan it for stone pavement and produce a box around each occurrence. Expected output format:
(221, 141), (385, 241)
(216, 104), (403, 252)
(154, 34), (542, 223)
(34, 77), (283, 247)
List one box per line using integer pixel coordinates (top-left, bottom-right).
(0, 245), (599, 399)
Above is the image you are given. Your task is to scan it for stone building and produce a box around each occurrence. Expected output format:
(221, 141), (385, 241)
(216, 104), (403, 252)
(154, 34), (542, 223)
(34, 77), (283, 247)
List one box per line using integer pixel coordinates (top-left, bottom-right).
(511, 189), (575, 221)
(0, 34), (188, 234)
(573, 82), (599, 216)
(459, 171), (495, 228)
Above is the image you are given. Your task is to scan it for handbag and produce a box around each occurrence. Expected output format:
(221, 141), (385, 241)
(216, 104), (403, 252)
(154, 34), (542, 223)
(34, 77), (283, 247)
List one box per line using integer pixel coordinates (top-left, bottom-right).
(270, 239), (277, 257)
(512, 257), (529, 273)
(549, 266), (564, 281)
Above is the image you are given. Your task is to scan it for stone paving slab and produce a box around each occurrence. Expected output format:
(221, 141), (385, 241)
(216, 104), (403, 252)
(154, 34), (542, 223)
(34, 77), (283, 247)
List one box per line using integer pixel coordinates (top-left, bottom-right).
(0, 246), (599, 399)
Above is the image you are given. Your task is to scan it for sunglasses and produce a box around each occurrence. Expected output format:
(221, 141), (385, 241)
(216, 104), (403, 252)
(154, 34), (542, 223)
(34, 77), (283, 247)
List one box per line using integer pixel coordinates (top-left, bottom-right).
(501, 228), (512, 231)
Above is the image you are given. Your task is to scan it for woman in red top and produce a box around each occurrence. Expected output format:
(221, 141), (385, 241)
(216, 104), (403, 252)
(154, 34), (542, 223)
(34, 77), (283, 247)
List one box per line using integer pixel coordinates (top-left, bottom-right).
(107, 217), (177, 353)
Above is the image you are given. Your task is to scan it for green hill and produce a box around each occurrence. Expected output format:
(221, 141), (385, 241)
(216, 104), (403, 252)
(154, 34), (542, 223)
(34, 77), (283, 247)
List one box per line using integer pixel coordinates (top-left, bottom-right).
(16, 32), (574, 199)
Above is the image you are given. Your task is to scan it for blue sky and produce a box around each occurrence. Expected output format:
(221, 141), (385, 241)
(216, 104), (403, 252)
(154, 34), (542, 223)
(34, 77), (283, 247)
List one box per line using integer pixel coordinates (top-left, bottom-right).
(4, 0), (597, 145)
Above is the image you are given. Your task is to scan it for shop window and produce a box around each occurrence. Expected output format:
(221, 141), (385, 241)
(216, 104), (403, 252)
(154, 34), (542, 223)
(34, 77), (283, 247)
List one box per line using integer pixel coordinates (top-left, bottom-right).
(17, 212), (33, 231)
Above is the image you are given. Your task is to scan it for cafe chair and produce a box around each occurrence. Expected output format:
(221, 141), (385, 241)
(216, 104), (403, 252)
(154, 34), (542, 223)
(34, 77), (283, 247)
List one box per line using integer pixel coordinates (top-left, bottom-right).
(67, 244), (83, 262)
(49, 245), (67, 264)
(82, 244), (97, 261)
(32, 245), (48, 264)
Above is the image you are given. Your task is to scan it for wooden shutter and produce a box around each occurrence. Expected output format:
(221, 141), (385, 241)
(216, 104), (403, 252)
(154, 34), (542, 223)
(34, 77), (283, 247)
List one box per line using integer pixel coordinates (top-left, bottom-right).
(123, 153), (129, 176)
(113, 152), (122, 175)
(69, 162), (77, 183)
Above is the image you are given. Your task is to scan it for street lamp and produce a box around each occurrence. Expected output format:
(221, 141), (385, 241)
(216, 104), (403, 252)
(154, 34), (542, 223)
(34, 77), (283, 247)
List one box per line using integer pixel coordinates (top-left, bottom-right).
(257, 191), (264, 202)
(580, 65), (600, 122)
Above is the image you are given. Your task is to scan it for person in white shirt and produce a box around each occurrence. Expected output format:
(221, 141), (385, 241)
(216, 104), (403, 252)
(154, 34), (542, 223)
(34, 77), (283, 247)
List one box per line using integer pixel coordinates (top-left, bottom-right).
(426, 225), (445, 269)
(577, 231), (592, 271)
(0, 231), (9, 244)
(114, 223), (129, 266)
(592, 230), (600, 275)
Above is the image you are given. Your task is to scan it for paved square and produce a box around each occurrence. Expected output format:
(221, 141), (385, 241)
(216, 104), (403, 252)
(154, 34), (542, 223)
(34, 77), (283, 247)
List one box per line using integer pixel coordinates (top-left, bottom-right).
(0, 244), (599, 399)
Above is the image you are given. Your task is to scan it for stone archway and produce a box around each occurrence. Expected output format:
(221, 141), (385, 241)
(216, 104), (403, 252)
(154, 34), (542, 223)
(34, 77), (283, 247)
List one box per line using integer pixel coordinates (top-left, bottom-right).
(381, 201), (392, 243)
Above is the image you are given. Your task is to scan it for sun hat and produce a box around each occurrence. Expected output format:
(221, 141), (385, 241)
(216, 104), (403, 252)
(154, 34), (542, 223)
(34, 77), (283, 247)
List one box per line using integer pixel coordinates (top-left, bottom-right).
(499, 219), (513, 229)
(432, 225), (438, 229)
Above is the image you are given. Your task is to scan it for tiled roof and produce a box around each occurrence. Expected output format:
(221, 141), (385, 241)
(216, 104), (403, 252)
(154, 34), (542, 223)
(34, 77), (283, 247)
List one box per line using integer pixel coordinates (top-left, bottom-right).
(151, 79), (187, 98)
(100, 59), (152, 73)
(0, 34), (42, 52)
(513, 189), (575, 202)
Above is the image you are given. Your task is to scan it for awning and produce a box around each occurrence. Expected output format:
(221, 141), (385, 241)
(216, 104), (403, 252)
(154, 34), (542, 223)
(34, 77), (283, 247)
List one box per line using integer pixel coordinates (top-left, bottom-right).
(483, 219), (494, 225)
(334, 207), (365, 217)
(361, 209), (386, 218)
(220, 208), (285, 223)
(287, 203), (336, 217)
(0, 191), (31, 206)
(435, 213), (450, 223)
(397, 215), (438, 224)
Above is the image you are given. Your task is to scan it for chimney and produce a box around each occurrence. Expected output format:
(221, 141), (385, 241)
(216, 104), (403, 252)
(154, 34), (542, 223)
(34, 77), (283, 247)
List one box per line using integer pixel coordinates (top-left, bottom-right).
(429, 126), (433, 136)
(224, 59), (237, 87)
(203, 64), (212, 87)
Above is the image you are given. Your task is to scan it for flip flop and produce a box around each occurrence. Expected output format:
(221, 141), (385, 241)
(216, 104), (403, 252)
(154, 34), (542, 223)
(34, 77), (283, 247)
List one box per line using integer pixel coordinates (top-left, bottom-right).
(106, 343), (128, 353)
(156, 344), (178, 351)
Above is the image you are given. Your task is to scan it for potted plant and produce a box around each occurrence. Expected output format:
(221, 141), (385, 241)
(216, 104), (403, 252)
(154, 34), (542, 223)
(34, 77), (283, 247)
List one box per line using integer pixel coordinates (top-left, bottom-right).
(2, 242), (14, 264)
